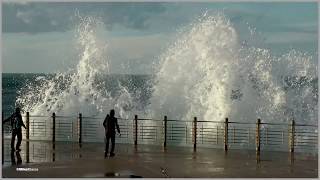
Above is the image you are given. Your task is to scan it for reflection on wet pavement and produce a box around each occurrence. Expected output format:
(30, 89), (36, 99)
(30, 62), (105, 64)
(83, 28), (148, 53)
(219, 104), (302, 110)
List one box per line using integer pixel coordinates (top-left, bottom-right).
(2, 140), (318, 178)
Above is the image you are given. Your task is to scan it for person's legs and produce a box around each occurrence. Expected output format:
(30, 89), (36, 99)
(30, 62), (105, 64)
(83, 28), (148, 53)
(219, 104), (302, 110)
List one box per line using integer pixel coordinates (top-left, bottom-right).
(105, 135), (110, 157)
(11, 130), (17, 151)
(110, 133), (115, 156)
(16, 129), (22, 151)
(10, 149), (16, 165)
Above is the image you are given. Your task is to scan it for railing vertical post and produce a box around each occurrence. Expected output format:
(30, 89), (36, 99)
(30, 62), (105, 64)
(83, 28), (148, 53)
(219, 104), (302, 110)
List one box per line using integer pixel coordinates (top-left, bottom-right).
(134, 115), (138, 146)
(224, 118), (228, 151)
(163, 116), (167, 148)
(193, 117), (197, 152)
(216, 126), (218, 144)
(289, 120), (295, 153)
(256, 119), (261, 153)
(52, 113), (56, 148)
(26, 112), (30, 163)
(79, 113), (82, 146)
(52, 113), (56, 162)
(2, 112), (4, 164)
(255, 119), (261, 164)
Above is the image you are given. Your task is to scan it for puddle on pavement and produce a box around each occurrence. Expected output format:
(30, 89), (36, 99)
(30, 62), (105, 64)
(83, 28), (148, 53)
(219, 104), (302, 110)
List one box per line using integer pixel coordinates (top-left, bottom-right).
(207, 167), (225, 173)
(82, 170), (143, 178)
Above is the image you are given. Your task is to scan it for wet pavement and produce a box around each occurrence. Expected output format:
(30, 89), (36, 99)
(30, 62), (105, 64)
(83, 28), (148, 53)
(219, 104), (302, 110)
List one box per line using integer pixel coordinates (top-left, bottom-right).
(2, 140), (318, 178)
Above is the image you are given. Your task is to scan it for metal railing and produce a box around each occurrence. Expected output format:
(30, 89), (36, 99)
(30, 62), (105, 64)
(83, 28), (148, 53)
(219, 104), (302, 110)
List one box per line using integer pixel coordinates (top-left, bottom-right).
(2, 112), (318, 164)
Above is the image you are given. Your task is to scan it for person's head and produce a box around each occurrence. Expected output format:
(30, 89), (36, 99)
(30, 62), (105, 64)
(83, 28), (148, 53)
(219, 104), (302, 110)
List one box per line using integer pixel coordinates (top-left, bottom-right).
(15, 107), (21, 113)
(110, 109), (115, 117)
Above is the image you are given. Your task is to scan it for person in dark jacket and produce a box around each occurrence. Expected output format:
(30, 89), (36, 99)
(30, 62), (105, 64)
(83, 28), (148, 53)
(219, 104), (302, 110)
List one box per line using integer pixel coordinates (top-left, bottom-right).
(3, 107), (27, 152)
(103, 109), (120, 158)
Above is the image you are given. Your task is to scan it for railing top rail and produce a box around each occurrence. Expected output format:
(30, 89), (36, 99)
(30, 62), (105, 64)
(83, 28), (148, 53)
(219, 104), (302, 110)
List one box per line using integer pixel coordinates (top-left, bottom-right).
(295, 124), (318, 127)
(137, 118), (158, 121)
(82, 116), (102, 119)
(197, 120), (223, 123)
(19, 112), (318, 127)
(261, 123), (288, 126)
(24, 115), (50, 118)
(55, 115), (78, 118)
(167, 119), (192, 122)
(229, 121), (254, 125)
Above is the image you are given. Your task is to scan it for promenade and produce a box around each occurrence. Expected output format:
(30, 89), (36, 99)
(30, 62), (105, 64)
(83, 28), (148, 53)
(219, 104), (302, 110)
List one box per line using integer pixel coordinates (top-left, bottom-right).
(2, 140), (318, 178)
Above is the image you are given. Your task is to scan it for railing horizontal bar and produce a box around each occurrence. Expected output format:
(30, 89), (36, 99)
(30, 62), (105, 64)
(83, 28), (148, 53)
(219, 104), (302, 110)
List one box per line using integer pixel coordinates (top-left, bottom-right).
(140, 126), (159, 128)
(198, 131), (218, 134)
(140, 132), (156, 135)
(83, 127), (99, 129)
(229, 139), (250, 142)
(138, 137), (155, 140)
(261, 130), (285, 133)
(262, 139), (284, 143)
(83, 131), (99, 134)
(295, 137), (318, 140)
(262, 132), (284, 135)
(167, 119), (192, 122)
(173, 126), (188, 128)
(139, 118), (160, 121)
(83, 122), (98, 126)
(168, 131), (185, 135)
(262, 144), (281, 146)
(295, 140), (318, 143)
(295, 124), (317, 127)
(294, 144), (317, 147)
(82, 117), (102, 119)
(31, 123), (46, 125)
(260, 123), (288, 126)
(295, 136), (318, 139)
(140, 136), (156, 138)
(199, 141), (218, 144)
(27, 115), (50, 117)
(168, 129), (186, 132)
(264, 135), (287, 138)
(56, 122), (72, 126)
(229, 141), (245, 144)
(228, 133), (248, 138)
(197, 121), (223, 123)
(295, 132), (317, 134)
(229, 122), (255, 124)
(230, 128), (251, 131)
(198, 128), (220, 131)
(261, 138), (287, 142)
(168, 139), (187, 141)
(200, 137), (218, 141)
(55, 116), (78, 118)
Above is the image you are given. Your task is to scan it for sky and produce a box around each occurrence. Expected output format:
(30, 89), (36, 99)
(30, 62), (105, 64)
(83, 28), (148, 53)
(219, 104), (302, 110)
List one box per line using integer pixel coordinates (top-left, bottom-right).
(2, 1), (318, 74)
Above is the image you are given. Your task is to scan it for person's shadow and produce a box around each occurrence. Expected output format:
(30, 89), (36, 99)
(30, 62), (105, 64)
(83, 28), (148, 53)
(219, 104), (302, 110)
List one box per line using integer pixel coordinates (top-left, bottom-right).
(10, 150), (22, 166)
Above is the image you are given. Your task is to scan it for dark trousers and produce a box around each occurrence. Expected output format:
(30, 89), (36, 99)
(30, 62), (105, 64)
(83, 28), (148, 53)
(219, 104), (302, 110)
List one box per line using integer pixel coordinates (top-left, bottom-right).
(11, 129), (22, 150)
(105, 133), (115, 154)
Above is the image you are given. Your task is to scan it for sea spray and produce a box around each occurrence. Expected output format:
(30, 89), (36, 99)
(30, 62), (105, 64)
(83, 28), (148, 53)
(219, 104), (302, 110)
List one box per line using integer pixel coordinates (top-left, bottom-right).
(149, 12), (317, 125)
(16, 15), (139, 119)
(15, 12), (317, 144)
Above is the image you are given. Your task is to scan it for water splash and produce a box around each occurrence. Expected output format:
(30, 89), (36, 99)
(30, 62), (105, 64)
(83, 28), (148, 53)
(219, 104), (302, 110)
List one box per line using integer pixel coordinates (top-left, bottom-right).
(16, 12), (317, 126)
(16, 15), (128, 117)
(149, 12), (317, 124)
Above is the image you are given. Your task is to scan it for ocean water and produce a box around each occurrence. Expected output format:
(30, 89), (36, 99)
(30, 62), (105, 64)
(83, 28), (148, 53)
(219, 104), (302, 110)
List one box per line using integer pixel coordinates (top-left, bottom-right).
(2, 73), (152, 117)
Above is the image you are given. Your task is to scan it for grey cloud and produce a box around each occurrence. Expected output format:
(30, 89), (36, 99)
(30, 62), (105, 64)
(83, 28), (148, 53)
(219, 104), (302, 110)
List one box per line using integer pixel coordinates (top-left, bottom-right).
(3, 2), (167, 33)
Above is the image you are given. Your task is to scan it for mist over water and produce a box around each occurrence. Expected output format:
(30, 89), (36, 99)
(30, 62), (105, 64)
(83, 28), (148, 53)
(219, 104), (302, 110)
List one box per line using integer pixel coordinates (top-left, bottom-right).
(16, 12), (318, 126)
